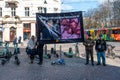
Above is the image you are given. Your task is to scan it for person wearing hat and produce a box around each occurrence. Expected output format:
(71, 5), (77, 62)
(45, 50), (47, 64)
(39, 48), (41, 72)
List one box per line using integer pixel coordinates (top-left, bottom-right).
(95, 34), (107, 66)
(83, 34), (95, 66)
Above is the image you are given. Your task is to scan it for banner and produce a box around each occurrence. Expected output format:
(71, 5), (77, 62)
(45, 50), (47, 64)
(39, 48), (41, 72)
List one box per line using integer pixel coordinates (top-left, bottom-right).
(36, 11), (84, 44)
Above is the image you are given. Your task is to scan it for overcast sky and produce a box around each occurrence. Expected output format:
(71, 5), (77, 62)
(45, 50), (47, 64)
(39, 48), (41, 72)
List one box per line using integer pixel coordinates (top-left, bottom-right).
(61, 0), (110, 12)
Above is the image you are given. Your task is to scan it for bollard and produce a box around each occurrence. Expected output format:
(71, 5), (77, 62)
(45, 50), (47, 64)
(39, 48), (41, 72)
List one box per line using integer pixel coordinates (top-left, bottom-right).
(75, 43), (79, 57)
(67, 47), (73, 58)
(69, 47), (72, 53)
(51, 48), (54, 54)
(54, 44), (56, 54)
(44, 44), (47, 54)
(60, 45), (62, 58)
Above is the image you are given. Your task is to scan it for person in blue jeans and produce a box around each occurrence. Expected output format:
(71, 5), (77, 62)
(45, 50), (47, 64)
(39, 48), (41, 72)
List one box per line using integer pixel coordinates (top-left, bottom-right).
(95, 35), (107, 66)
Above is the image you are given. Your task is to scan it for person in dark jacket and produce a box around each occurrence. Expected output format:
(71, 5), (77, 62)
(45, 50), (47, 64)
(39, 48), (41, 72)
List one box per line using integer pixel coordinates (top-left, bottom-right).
(83, 34), (95, 66)
(18, 36), (22, 44)
(95, 35), (107, 66)
(37, 43), (44, 65)
(13, 36), (17, 45)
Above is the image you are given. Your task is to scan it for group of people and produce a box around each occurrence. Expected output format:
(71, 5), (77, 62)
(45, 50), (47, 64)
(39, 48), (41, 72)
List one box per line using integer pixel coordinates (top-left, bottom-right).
(27, 34), (107, 66)
(13, 36), (22, 45)
(83, 34), (107, 66)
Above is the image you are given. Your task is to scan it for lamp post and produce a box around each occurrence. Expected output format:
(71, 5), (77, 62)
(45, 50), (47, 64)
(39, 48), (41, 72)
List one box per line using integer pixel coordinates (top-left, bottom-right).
(44, 0), (47, 4)
(0, 20), (4, 41)
(44, 0), (47, 13)
(1, 20), (4, 32)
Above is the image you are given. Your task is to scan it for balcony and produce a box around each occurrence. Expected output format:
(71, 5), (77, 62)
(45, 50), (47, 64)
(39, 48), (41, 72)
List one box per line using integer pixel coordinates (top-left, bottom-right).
(2, 15), (22, 24)
(5, 0), (19, 8)
(53, 0), (59, 2)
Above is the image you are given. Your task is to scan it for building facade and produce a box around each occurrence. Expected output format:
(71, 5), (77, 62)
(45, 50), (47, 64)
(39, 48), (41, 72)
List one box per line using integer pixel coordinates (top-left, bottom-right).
(0, 0), (61, 42)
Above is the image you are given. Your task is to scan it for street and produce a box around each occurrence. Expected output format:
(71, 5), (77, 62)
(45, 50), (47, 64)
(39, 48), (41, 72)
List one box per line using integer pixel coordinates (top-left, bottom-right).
(0, 42), (120, 80)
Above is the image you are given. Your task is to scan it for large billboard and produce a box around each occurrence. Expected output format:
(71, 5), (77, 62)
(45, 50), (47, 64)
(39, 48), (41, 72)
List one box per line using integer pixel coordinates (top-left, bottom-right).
(36, 11), (84, 44)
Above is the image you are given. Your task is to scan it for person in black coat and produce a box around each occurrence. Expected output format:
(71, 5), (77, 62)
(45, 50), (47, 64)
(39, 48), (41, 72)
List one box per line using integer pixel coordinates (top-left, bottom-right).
(37, 42), (44, 65)
(18, 36), (22, 44)
(95, 35), (107, 66)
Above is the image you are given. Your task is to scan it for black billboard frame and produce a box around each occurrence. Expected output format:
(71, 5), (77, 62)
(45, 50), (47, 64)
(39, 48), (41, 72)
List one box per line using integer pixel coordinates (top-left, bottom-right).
(36, 11), (84, 44)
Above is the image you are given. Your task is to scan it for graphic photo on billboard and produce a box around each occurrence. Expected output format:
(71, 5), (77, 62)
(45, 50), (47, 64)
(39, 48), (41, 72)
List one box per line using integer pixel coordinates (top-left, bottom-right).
(36, 11), (84, 44)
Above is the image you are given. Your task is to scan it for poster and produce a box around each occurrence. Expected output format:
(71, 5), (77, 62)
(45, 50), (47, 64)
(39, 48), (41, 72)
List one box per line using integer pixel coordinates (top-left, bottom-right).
(36, 11), (84, 44)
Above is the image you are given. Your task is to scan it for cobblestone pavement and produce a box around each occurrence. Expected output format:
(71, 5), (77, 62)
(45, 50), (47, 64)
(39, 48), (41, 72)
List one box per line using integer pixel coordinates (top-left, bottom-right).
(0, 42), (120, 80)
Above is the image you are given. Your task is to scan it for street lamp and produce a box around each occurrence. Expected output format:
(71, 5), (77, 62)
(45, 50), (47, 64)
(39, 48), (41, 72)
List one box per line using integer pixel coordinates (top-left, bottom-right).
(0, 20), (4, 41)
(1, 20), (4, 32)
(44, 0), (47, 13)
(44, 0), (47, 4)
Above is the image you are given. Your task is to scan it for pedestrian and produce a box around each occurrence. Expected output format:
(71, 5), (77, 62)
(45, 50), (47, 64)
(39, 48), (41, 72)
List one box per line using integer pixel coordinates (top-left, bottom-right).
(18, 36), (22, 44)
(13, 36), (17, 45)
(37, 43), (44, 65)
(27, 35), (37, 64)
(83, 34), (95, 66)
(95, 34), (107, 66)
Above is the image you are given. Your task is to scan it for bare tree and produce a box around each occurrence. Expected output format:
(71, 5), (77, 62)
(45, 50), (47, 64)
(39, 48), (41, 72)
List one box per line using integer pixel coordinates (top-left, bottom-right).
(83, 0), (119, 29)
(112, 0), (120, 26)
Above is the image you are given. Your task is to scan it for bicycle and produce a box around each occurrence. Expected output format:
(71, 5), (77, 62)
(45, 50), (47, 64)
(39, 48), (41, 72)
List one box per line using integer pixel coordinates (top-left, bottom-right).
(106, 44), (116, 59)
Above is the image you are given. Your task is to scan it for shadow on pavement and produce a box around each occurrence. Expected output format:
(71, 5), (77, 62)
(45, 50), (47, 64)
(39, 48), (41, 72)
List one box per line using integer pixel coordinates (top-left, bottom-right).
(0, 48), (120, 80)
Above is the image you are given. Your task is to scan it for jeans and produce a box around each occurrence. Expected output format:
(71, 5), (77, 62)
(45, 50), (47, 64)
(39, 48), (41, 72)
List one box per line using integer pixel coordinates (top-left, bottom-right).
(97, 51), (106, 64)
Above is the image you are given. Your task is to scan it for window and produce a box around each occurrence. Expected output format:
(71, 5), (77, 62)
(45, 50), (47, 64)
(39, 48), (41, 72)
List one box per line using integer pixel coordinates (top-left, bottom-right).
(54, 8), (58, 12)
(53, 0), (59, 2)
(38, 7), (47, 13)
(11, 8), (16, 16)
(38, 7), (43, 13)
(0, 7), (2, 17)
(25, 7), (29, 16)
(112, 29), (120, 34)
(23, 23), (31, 30)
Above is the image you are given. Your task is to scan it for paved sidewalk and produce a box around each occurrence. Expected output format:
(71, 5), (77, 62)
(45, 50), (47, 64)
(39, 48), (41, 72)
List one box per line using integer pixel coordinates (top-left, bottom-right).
(0, 42), (120, 80)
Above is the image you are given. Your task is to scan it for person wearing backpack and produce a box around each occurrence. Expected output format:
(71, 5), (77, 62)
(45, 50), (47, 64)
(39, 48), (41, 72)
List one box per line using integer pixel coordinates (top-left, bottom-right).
(95, 34), (107, 66)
